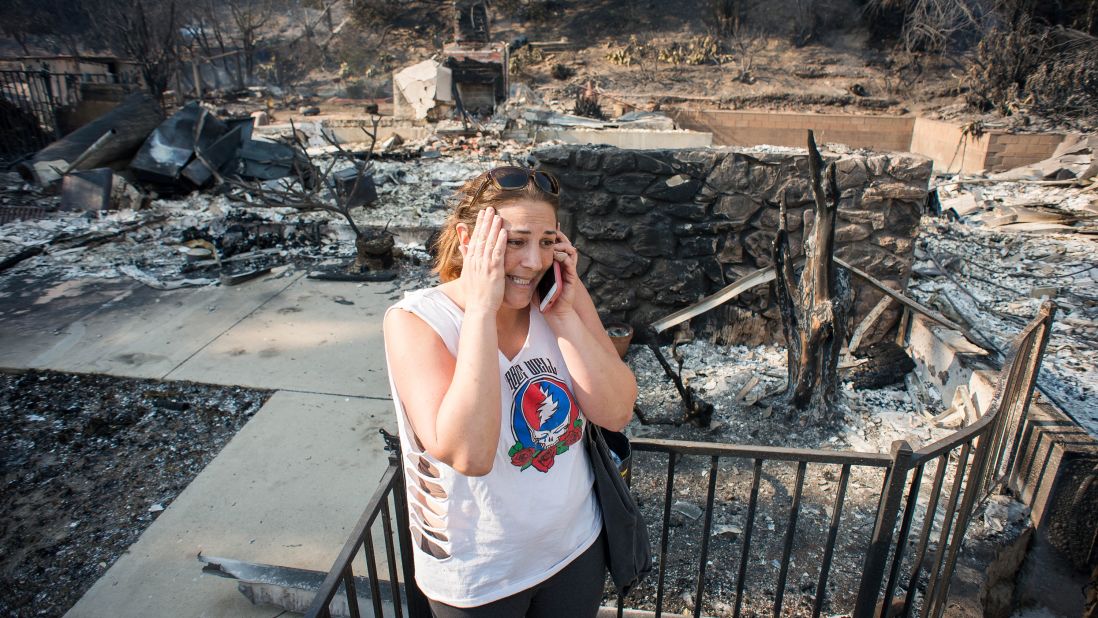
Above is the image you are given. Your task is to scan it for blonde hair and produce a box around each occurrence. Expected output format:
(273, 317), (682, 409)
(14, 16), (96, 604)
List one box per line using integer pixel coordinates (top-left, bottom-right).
(433, 170), (560, 282)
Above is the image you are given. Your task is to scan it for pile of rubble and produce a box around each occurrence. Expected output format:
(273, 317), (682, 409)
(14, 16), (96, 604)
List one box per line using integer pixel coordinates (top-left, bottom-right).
(1, 80), (1093, 436)
(0, 94), (540, 289)
(935, 134), (1098, 234)
(917, 136), (1098, 434)
(628, 339), (957, 451)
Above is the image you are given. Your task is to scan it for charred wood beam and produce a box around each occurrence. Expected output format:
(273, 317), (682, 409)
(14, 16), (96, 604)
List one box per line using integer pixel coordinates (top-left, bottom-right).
(60, 129), (117, 176)
(651, 266), (777, 334)
(649, 255), (975, 352)
(645, 337), (714, 427)
(0, 246), (45, 273)
(832, 256), (987, 351)
(846, 293), (893, 357)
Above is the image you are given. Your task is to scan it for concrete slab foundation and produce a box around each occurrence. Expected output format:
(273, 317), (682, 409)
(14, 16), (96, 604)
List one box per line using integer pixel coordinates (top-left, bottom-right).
(166, 276), (394, 397)
(0, 273), (299, 379)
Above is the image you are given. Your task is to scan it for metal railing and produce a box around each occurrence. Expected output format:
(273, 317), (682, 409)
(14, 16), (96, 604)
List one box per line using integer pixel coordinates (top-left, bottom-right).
(0, 69), (118, 164)
(304, 430), (429, 618)
(307, 300), (1055, 618)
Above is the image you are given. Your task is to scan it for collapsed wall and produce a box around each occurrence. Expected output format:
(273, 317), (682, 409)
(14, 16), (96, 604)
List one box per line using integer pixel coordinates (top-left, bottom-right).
(532, 144), (933, 346)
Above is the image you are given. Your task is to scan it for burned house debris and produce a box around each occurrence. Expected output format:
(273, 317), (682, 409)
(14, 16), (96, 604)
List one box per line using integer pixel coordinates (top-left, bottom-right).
(3, 83), (1097, 615)
(2, 0), (1097, 615)
(392, 1), (508, 122)
(3, 72), (1098, 618)
(16, 92), (163, 187)
(445, 0), (507, 118)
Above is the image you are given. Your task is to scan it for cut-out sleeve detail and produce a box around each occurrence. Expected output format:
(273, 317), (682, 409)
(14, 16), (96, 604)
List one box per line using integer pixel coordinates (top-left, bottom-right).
(404, 454), (448, 497)
(410, 522), (451, 560)
(411, 500), (447, 529)
(404, 457), (450, 533)
(416, 476), (447, 499)
(406, 452), (441, 479)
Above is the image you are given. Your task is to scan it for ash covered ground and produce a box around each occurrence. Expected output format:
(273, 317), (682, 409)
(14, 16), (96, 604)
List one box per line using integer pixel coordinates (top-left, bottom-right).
(605, 330), (1050, 616)
(0, 371), (269, 617)
(612, 340), (964, 616)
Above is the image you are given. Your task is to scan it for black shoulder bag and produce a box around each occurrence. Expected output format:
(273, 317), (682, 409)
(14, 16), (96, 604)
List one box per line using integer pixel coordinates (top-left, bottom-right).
(586, 422), (653, 597)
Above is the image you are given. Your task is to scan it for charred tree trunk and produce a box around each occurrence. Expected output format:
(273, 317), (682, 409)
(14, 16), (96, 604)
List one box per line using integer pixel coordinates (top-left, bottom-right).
(772, 130), (853, 418)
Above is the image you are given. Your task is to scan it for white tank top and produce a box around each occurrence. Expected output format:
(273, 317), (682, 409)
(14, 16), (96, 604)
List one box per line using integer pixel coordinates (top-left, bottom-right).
(383, 286), (601, 608)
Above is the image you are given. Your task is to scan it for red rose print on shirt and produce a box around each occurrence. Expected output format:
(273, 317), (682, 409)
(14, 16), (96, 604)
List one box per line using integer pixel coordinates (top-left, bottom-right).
(531, 446), (556, 473)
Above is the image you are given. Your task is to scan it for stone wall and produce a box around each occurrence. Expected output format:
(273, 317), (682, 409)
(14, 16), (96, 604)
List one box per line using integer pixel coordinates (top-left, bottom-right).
(532, 144), (933, 347)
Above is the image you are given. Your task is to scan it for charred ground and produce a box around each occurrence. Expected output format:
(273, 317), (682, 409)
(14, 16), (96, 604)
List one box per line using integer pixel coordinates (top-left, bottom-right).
(0, 370), (269, 617)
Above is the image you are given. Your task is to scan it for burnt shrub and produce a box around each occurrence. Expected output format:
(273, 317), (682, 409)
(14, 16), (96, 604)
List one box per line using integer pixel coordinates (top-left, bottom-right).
(965, 20), (1098, 120)
(1023, 34), (1098, 119)
(551, 63), (575, 80)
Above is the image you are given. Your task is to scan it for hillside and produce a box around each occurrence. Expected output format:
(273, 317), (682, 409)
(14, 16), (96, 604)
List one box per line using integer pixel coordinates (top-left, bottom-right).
(293, 0), (1094, 133)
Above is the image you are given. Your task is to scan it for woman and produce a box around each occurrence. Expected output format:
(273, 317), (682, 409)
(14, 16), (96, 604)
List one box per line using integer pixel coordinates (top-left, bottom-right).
(383, 166), (638, 617)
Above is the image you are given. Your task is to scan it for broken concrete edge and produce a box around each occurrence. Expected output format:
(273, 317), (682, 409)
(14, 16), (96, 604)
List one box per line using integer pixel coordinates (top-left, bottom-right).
(946, 522), (1034, 618)
(906, 313), (1098, 572)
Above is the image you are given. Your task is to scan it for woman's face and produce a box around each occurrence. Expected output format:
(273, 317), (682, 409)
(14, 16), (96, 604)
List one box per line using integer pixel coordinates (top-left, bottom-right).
(492, 199), (558, 310)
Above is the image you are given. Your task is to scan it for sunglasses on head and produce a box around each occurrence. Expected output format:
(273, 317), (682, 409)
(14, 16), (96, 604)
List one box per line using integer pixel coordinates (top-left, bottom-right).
(470, 166), (560, 208)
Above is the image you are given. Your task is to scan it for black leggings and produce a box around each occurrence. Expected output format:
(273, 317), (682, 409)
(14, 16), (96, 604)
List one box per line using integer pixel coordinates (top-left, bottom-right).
(427, 535), (607, 618)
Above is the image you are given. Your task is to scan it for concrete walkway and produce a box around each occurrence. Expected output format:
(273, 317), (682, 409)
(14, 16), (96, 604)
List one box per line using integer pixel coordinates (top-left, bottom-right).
(0, 269), (405, 616)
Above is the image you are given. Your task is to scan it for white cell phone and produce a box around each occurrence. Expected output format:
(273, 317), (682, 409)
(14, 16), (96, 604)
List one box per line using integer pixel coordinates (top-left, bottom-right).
(537, 261), (561, 312)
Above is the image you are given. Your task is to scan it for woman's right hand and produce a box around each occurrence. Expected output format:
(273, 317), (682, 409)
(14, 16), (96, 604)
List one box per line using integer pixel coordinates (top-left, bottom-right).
(459, 207), (508, 314)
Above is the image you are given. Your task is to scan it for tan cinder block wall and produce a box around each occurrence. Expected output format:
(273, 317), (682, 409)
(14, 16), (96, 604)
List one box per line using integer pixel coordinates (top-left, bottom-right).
(910, 118), (1066, 173)
(909, 117), (991, 174)
(984, 132), (1064, 172)
(672, 111), (1067, 174)
(670, 110), (915, 152)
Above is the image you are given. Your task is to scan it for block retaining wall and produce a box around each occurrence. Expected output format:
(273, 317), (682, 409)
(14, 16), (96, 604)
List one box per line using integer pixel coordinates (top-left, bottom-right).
(671, 110), (1067, 174)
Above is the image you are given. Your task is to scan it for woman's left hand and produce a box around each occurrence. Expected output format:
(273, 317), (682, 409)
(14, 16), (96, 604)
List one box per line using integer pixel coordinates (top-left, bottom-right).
(543, 226), (580, 317)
